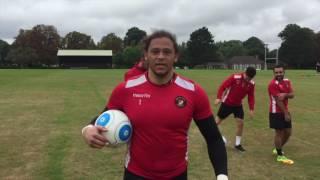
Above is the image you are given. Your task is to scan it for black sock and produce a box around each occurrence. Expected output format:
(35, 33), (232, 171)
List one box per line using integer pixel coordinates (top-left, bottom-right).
(276, 148), (283, 155)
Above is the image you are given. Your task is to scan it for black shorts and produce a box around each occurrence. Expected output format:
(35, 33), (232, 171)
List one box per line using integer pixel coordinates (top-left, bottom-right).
(217, 103), (244, 119)
(269, 113), (292, 129)
(123, 168), (187, 180)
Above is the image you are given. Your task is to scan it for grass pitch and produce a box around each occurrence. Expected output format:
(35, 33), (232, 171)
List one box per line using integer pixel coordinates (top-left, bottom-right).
(0, 69), (319, 180)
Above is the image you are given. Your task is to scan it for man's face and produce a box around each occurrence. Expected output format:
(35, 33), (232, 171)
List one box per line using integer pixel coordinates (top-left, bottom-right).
(273, 67), (285, 81)
(244, 74), (253, 82)
(144, 37), (178, 77)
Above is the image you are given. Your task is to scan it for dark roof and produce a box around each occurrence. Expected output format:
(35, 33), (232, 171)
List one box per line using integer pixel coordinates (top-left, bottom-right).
(228, 56), (263, 64)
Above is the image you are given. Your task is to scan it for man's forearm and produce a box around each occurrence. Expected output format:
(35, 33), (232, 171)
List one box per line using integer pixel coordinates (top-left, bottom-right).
(275, 98), (288, 113)
(286, 92), (294, 99)
(195, 116), (228, 176)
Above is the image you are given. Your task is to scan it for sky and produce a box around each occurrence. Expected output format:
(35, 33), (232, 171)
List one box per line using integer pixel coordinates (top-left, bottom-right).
(1, 0), (319, 50)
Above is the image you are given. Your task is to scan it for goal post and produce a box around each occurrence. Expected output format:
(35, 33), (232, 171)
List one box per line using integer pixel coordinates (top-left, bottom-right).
(264, 43), (278, 70)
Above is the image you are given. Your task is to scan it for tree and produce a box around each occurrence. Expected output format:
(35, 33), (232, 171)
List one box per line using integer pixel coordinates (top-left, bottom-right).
(12, 24), (60, 66)
(6, 47), (38, 68)
(187, 27), (218, 66)
(98, 33), (123, 54)
(278, 24), (317, 68)
(112, 52), (124, 68)
(176, 42), (190, 67)
(122, 46), (142, 67)
(0, 39), (10, 65)
(123, 27), (146, 47)
(243, 37), (265, 60)
(268, 49), (278, 60)
(216, 40), (247, 60)
(61, 31), (95, 49)
(315, 32), (320, 61)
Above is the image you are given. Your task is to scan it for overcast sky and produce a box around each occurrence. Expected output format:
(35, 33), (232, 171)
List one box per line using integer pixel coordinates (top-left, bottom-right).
(1, 0), (319, 49)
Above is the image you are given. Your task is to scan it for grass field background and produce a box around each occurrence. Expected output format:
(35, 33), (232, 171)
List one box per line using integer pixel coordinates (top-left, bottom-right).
(0, 69), (319, 180)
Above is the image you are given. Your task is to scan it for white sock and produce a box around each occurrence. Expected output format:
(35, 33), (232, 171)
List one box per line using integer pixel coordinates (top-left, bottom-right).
(235, 136), (241, 146)
(222, 135), (227, 144)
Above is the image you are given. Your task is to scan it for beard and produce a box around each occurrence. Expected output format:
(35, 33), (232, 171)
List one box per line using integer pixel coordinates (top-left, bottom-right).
(275, 75), (284, 81)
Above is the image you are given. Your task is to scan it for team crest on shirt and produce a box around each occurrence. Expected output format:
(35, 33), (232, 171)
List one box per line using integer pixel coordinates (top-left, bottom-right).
(175, 96), (187, 108)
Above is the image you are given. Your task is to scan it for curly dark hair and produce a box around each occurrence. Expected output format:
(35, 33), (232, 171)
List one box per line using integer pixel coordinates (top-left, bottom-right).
(143, 30), (178, 53)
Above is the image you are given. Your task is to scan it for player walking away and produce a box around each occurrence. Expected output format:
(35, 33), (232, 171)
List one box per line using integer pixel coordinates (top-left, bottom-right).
(268, 64), (295, 165)
(124, 57), (147, 81)
(316, 61), (320, 73)
(82, 30), (228, 180)
(214, 67), (256, 152)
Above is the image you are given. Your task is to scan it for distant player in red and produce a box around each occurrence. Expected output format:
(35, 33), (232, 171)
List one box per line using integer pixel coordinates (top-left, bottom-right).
(214, 67), (256, 152)
(124, 57), (147, 81)
(268, 64), (295, 165)
(316, 61), (320, 73)
(82, 30), (228, 180)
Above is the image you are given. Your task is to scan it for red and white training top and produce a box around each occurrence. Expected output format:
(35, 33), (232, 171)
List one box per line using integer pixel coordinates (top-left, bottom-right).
(216, 73), (255, 110)
(106, 73), (212, 179)
(268, 78), (293, 113)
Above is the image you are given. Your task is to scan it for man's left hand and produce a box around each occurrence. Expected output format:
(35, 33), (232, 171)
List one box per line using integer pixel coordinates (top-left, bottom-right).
(249, 110), (254, 119)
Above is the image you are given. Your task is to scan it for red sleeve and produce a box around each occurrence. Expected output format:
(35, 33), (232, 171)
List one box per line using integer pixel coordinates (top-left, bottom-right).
(124, 69), (134, 81)
(288, 80), (293, 93)
(217, 75), (234, 99)
(248, 84), (255, 110)
(124, 67), (146, 81)
(124, 72), (130, 81)
(194, 84), (213, 120)
(268, 81), (280, 98)
(106, 82), (126, 110)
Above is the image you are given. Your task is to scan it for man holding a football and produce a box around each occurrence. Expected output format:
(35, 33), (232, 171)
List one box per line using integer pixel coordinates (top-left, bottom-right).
(82, 30), (228, 180)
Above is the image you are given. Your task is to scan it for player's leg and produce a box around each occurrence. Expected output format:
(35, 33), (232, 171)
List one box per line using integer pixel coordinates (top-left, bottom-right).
(270, 113), (284, 155)
(215, 116), (222, 125)
(216, 103), (231, 125)
(234, 106), (245, 152)
(270, 113), (294, 164)
(216, 103), (232, 144)
(216, 103), (233, 125)
(278, 114), (292, 148)
(275, 129), (294, 164)
(235, 118), (244, 137)
(274, 129), (284, 154)
(278, 127), (293, 164)
(282, 121), (294, 164)
(282, 128), (292, 146)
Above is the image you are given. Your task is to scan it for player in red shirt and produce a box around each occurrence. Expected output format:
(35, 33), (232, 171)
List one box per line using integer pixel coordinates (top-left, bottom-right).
(268, 64), (295, 165)
(82, 30), (228, 180)
(214, 67), (256, 152)
(124, 57), (147, 81)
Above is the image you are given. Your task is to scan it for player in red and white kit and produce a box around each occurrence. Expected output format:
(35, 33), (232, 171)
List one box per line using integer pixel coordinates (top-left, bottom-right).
(268, 64), (294, 165)
(124, 57), (147, 81)
(82, 30), (228, 180)
(214, 67), (256, 152)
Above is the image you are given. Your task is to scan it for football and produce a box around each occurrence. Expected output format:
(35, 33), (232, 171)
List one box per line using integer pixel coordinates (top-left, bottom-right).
(95, 109), (132, 145)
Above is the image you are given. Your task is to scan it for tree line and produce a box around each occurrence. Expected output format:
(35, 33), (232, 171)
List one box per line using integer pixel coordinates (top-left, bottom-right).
(0, 24), (319, 68)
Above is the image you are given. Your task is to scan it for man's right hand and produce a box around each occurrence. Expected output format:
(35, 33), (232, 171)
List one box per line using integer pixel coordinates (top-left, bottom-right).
(278, 93), (287, 101)
(82, 125), (108, 148)
(214, 99), (221, 105)
(284, 112), (291, 122)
